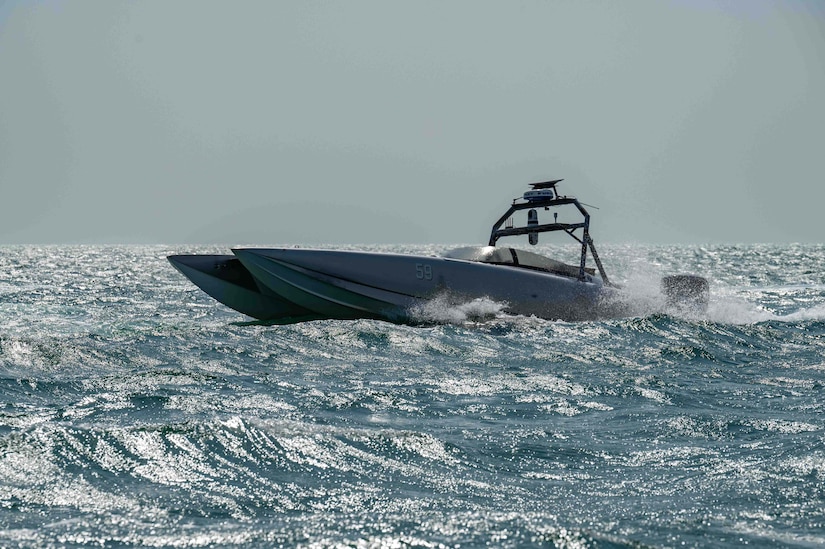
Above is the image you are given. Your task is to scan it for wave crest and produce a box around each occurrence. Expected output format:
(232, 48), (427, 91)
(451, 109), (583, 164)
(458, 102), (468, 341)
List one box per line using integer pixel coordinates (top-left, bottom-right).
(407, 294), (508, 324)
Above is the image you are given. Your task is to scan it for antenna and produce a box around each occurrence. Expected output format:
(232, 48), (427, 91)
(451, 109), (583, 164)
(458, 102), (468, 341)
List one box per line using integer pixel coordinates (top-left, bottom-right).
(529, 179), (563, 190)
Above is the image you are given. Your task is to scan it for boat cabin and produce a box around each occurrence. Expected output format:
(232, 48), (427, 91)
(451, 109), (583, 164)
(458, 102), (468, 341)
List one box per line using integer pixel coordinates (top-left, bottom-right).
(444, 246), (596, 281)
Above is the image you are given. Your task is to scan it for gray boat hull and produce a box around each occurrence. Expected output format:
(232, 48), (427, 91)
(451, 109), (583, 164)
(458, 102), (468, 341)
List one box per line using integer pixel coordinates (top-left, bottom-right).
(231, 248), (608, 322)
(167, 254), (324, 322)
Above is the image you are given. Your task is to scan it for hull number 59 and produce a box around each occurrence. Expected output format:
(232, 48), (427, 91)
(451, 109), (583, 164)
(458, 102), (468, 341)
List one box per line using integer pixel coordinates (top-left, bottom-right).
(415, 263), (433, 280)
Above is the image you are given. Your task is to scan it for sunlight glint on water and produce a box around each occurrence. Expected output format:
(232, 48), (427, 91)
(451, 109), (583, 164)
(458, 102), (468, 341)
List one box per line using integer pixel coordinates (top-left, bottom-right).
(0, 244), (823, 547)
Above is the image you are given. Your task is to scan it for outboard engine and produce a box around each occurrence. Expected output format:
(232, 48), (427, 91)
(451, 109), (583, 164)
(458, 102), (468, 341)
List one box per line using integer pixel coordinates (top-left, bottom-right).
(661, 274), (709, 312)
(528, 209), (539, 245)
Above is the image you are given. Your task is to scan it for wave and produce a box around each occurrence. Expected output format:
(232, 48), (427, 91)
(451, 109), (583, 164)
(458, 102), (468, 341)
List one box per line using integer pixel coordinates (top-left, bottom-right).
(407, 294), (509, 324)
(3, 245), (824, 548)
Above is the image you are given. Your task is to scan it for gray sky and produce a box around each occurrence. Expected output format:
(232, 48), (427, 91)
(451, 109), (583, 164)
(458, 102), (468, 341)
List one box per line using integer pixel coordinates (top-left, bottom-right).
(1, 0), (823, 245)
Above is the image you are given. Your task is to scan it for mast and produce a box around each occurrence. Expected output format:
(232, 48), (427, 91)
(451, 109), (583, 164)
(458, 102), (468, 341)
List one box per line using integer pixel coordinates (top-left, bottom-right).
(488, 180), (611, 285)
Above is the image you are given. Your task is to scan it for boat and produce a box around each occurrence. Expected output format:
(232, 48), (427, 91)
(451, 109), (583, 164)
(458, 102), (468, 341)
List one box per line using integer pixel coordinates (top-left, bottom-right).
(168, 180), (708, 323)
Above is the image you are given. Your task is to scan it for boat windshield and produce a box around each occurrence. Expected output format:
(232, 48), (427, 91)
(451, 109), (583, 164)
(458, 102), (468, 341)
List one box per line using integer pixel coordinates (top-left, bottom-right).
(443, 246), (594, 279)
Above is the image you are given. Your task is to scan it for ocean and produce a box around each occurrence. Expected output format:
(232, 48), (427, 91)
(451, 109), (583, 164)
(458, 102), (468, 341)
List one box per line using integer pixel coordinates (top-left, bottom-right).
(1, 243), (823, 548)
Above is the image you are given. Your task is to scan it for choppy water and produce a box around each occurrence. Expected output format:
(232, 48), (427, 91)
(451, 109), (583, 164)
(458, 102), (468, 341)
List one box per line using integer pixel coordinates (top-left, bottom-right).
(1, 244), (824, 548)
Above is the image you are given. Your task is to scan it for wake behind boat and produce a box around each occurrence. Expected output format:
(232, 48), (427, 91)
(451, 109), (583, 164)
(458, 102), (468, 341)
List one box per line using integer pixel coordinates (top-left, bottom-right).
(168, 180), (708, 323)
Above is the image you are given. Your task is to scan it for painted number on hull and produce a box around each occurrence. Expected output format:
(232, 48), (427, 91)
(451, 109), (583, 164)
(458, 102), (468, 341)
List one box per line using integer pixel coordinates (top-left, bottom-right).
(415, 263), (433, 280)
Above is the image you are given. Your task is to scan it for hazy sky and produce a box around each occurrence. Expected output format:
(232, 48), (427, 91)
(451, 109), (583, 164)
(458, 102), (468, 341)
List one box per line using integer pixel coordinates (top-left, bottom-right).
(1, 0), (823, 245)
